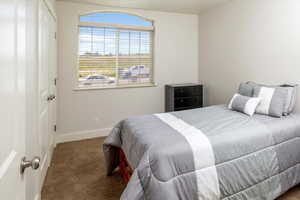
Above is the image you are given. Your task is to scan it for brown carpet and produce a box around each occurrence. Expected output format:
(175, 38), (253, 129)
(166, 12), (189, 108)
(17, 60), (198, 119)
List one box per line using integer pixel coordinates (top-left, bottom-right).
(42, 137), (300, 200)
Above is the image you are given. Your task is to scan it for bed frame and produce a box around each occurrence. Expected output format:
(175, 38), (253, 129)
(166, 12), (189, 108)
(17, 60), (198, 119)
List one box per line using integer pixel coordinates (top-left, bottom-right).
(118, 148), (133, 183)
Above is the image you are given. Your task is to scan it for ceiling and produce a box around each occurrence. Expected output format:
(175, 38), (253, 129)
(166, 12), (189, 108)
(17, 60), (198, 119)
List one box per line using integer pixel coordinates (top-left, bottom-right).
(57, 0), (229, 14)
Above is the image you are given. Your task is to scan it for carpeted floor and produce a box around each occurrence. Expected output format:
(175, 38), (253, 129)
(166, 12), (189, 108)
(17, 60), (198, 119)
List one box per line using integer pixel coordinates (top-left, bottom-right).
(42, 137), (300, 200)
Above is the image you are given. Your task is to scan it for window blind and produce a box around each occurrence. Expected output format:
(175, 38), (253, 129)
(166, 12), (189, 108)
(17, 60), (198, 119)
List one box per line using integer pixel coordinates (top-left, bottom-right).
(79, 26), (153, 87)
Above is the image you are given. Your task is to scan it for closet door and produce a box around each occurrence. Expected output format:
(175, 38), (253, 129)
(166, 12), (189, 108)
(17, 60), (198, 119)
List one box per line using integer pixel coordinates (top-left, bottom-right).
(38, 0), (56, 188)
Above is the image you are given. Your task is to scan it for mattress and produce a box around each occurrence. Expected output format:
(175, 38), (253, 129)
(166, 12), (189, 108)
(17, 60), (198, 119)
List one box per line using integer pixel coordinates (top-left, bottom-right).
(103, 105), (300, 200)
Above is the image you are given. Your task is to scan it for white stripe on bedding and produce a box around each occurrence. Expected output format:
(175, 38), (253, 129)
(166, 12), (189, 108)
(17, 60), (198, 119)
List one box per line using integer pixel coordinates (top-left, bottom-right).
(155, 113), (220, 200)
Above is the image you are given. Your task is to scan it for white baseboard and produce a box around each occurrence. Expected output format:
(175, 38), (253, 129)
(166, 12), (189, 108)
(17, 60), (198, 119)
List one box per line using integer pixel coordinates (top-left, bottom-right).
(55, 128), (111, 144)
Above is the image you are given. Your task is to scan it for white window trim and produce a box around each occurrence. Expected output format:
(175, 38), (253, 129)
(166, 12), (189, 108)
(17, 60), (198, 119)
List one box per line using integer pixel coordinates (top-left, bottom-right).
(74, 12), (156, 90)
(74, 82), (158, 91)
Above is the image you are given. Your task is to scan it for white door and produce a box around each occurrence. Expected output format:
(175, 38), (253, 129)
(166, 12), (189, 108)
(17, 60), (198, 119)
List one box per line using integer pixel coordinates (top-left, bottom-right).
(0, 0), (31, 199)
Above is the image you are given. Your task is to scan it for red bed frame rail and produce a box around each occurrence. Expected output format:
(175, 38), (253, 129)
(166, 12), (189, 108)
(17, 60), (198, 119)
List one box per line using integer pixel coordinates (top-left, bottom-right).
(118, 148), (133, 183)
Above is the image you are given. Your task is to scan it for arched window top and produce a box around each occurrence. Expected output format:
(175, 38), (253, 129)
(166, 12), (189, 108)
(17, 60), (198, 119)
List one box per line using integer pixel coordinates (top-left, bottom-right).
(80, 12), (153, 28)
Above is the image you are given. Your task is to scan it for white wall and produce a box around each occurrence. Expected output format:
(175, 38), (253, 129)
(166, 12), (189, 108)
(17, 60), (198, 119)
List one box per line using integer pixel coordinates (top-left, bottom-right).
(199, 0), (300, 111)
(56, 1), (199, 141)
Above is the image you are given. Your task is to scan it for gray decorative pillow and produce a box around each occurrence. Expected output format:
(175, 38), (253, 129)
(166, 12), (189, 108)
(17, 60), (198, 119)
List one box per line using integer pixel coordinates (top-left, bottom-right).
(238, 83), (253, 97)
(238, 82), (261, 97)
(253, 86), (288, 117)
(239, 81), (297, 115)
(280, 84), (298, 115)
(228, 94), (261, 116)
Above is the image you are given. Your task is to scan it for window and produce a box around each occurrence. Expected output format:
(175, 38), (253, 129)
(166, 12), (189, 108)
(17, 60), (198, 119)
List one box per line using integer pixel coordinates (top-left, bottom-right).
(78, 12), (154, 88)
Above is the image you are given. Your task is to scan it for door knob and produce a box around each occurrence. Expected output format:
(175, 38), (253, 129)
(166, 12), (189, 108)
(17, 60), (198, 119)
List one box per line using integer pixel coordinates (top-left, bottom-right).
(20, 156), (41, 174)
(47, 94), (56, 101)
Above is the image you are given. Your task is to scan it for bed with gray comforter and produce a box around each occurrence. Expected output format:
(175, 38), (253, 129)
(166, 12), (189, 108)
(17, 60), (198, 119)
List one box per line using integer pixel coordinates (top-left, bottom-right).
(103, 105), (300, 200)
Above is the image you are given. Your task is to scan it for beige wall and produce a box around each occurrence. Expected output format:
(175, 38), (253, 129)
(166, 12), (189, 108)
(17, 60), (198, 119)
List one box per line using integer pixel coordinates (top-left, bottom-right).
(199, 0), (300, 111)
(56, 1), (199, 138)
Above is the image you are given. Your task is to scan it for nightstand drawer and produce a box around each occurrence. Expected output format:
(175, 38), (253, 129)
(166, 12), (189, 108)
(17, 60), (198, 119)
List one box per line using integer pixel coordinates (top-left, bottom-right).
(175, 97), (193, 109)
(174, 87), (193, 97)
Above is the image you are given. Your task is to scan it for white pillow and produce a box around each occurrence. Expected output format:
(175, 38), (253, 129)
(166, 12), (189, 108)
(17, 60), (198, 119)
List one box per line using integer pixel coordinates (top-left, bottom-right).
(228, 94), (261, 116)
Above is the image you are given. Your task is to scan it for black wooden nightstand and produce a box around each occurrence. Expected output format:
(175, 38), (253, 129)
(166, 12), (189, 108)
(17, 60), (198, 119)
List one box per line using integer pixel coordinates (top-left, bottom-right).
(165, 83), (203, 112)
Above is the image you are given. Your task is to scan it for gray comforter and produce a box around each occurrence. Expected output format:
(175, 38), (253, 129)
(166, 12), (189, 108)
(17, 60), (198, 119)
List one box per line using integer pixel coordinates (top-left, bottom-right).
(103, 105), (300, 200)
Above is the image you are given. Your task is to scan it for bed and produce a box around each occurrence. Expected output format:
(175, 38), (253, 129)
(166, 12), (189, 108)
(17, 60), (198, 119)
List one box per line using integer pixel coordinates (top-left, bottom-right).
(103, 105), (300, 200)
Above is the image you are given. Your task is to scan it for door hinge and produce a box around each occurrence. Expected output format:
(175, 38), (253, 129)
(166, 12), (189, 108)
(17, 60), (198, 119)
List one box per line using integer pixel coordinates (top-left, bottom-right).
(54, 78), (57, 85)
(54, 125), (57, 132)
(54, 32), (57, 39)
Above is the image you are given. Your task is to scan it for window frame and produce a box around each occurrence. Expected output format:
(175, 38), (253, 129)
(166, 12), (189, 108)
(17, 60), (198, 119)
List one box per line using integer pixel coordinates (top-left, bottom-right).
(74, 11), (156, 90)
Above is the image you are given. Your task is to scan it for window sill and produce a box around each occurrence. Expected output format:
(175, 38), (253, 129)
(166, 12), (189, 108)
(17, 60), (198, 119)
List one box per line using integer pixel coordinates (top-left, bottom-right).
(73, 83), (158, 91)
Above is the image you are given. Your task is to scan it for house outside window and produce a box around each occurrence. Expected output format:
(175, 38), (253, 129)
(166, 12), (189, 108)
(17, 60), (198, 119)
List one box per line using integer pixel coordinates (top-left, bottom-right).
(78, 12), (154, 88)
